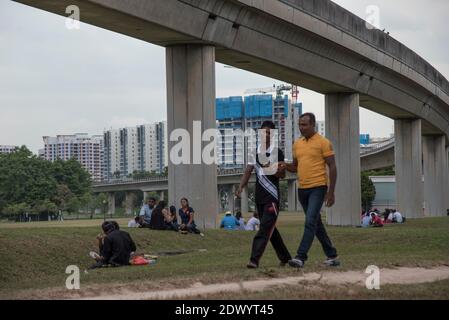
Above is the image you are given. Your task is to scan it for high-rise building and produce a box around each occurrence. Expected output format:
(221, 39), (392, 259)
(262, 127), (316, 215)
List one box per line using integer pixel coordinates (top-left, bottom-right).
(0, 145), (18, 154)
(215, 94), (302, 168)
(41, 134), (104, 181)
(104, 121), (167, 179)
(315, 120), (326, 137)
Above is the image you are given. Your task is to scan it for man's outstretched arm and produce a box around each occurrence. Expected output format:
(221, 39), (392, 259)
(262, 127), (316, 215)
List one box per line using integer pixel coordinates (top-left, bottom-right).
(279, 158), (297, 173)
(235, 165), (254, 198)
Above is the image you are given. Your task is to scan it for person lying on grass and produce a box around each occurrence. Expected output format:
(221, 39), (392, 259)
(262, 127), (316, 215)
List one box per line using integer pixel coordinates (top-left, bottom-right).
(89, 220), (136, 269)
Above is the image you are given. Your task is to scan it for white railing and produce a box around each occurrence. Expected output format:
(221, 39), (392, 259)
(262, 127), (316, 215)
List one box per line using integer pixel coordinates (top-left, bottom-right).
(93, 167), (246, 186)
(95, 138), (394, 186)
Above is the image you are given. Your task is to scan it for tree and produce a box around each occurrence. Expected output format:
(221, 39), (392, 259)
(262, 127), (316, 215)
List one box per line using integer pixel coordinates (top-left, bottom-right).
(52, 158), (91, 197)
(34, 200), (58, 220)
(0, 146), (93, 222)
(361, 172), (376, 211)
(0, 146), (57, 213)
(53, 184), (73, 212)
(94, 193), (108, 215)
(144, 191), (160, 202)
(3, 203), (29, 221)
(79, 193), (94, 218)
(365, 166), (395, 176)
(67, 197), (81, 218)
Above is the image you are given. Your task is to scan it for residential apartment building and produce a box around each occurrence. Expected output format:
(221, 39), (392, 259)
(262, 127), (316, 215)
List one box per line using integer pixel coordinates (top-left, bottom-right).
(104, 121), (167, 179)
(41, 134), (104, 181)
(0, 145), (18, 154)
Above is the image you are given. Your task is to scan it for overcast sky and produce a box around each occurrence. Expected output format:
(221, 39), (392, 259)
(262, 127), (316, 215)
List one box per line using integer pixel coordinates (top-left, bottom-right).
(1, 0), (448, 154)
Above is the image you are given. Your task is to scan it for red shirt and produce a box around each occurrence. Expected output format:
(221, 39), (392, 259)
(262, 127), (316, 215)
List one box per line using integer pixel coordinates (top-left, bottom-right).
(371, 215), (384, 225)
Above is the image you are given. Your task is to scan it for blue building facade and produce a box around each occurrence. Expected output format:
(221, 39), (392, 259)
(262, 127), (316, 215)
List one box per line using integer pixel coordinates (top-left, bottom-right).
(215, 94), (301, 168)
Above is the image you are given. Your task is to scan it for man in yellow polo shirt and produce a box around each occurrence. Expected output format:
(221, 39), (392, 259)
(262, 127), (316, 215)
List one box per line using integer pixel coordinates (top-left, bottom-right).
(280, 112), (339, 268)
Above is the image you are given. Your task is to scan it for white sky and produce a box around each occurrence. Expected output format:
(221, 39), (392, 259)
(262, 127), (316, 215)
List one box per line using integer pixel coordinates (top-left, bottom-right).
(1, 0), (448, 153)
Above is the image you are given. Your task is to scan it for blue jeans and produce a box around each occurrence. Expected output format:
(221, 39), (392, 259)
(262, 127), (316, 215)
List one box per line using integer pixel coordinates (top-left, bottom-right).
(296, 186), (337, 261)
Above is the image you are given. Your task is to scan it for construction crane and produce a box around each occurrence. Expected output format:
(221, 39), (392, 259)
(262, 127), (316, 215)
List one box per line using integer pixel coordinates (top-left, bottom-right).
(291, 85), (299, 105)
(244, 84), (292, 97)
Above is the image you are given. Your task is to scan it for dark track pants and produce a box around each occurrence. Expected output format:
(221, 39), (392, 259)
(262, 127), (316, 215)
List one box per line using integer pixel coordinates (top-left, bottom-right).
(250, 202), (291, 266)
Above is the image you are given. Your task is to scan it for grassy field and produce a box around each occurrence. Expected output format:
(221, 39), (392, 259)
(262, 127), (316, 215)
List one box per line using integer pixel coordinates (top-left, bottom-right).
(1, 212), (448, 299)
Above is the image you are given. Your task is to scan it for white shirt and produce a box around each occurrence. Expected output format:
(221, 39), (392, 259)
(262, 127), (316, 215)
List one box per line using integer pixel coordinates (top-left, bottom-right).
(237, 218), (246, 230)
(393, 212), (403, 223)
(245, 217), (260, 231)
(128, 220), (140, 228)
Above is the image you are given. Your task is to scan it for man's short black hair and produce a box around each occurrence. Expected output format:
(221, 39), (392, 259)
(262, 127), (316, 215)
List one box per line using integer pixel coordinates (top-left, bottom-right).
(148, 197), (157, 202)
(299, 113), (316, 126)
(260, 120), (276, 129)
(102, 221), (116, 234)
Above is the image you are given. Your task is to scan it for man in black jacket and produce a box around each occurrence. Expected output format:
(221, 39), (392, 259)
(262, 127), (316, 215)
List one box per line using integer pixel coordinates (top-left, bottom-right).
(90, 221), (136, 268)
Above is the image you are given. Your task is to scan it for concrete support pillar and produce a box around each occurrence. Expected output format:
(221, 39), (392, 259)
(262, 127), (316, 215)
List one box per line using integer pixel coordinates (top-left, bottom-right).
(107, 192), (115, 216)
(124, 192), (134, 215)
(217, 186), (223, 213)
(394, 119), (423, 218)
(287, 180), (297, 212)
(229, 185), (236, 213)
(143, 191), (150, 201)
(241, 186), (249, 214)
(325, 93), (361, 226)
(159, 191), (165, 201)
(166, 45), (218, 228)
(423, 135), (448, 217)
(447, 146), (449, 213)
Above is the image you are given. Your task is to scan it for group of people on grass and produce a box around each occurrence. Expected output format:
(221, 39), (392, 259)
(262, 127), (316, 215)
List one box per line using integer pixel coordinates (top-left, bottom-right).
(127, 197), (203, 236)
(360, 208), (405, 227)
(219, 211), (260, 231)
(89, 114), (342, 270)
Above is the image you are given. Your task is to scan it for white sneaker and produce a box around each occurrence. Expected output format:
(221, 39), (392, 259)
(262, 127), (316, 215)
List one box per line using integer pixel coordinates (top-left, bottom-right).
(288, 258), (304, 268)
(323, 257), (340, 267)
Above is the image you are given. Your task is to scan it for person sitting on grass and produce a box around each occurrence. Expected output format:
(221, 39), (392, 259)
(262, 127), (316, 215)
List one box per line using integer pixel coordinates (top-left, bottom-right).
(89, 220), (136, 269)
(149, 200), (167, 230)
(178, 197), (204, 236)
(163, 205), (179, 231)
(361, 212), (371, 228)
(220, 211), (240, 230)
(128, 216), (143, 228)
(245, 212), (260, 231)
(391, 209), (404, 223)
(383, 208), (393, 223)
(235, 211), (246, 230)
(140, 197), (156, 228)
(370, 212), (384, 227)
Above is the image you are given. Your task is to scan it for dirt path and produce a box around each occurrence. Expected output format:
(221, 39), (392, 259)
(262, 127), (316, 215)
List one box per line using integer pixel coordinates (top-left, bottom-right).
(80, 265), (449, 300)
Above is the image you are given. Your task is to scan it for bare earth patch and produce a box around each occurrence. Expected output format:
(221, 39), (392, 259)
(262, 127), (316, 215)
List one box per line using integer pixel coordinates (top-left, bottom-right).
(11, 265), (444, 300)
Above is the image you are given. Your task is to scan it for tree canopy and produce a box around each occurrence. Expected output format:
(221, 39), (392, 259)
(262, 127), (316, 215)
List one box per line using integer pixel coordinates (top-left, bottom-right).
(0, 146), (93, 216)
